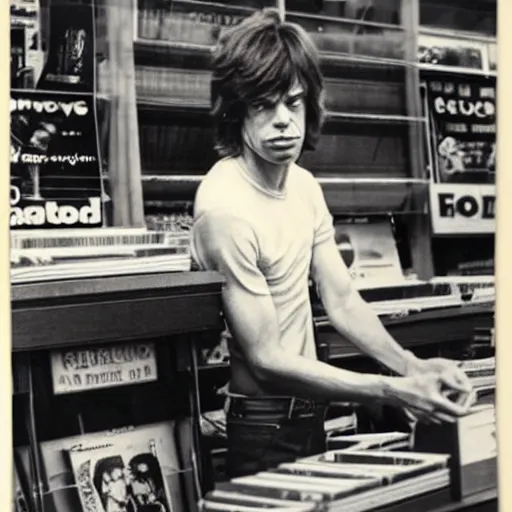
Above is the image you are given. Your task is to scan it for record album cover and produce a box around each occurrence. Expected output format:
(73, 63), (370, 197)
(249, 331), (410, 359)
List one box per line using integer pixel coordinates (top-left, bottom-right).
(69, 438), (174, 512)
(37, 422), (185, 512)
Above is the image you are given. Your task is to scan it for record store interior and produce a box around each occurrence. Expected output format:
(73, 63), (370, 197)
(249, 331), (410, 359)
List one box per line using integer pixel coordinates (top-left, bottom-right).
(10, 0), (497, 511)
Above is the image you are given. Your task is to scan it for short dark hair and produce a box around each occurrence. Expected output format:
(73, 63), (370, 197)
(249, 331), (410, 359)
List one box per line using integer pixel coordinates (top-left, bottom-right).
(210, 8), (324, 158)
(93, 455), (125, 499)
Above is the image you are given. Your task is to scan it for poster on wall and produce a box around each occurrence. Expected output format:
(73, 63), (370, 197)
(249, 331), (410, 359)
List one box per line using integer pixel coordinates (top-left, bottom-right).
(36, 0), (96, 92)
(424, 75), (496, 235)
(334, 219), (405, 286)
(10, 0), (45, 88)
(417, 34), (486, 72)
(10, 90), (104, 230)
(51, 342), (158, 394)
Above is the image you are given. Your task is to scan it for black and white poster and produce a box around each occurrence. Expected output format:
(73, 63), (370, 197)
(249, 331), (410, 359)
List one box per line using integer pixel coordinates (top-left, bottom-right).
(425, 76), (496, 184)
(424, 75), (496, 234)
(10, 90), (104, 230)
(36, 0), (96, 92)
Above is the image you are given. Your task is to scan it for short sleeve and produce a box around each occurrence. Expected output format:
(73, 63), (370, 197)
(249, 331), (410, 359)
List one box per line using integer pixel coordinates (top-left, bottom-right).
(311, 179), (335, 246)
(191, 210), (270, 296)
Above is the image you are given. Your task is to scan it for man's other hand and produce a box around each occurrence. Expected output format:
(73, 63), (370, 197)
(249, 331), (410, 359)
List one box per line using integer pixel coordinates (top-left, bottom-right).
(387, 372), (472, 424)
(421, 357), (473, 395)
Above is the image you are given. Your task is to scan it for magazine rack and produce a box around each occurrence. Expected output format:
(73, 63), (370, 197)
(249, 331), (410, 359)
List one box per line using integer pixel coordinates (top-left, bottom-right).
(12, 271), (224, 512)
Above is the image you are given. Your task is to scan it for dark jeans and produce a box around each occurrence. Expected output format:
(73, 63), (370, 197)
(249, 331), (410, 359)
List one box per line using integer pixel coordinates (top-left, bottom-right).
(225, 396), (327, 479)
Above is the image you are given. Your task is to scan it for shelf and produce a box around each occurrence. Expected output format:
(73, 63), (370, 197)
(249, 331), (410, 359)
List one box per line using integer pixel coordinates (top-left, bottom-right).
(197, 363), (229, 371)
(140, 173), (428, 214)
(134, 38), (213, 69)
(285, 9), (404, 32)
(11, 271), (225, 351)
(137, 95), (210, 113)
(134, 39), (409, 80)
(136, 95), (420, 126)
(419, 62), (497, 78)
(318, 303), (495, 360)
(326, 111), (427, 124)
(377, 487), (497, 512)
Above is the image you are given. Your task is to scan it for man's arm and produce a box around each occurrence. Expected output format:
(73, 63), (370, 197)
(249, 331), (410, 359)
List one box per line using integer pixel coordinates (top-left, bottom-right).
(311, 236), (473, 400)
(223, 254), (470, 420)
(192, 210), (469, 418)
(311, 237), (424, 377)
(222, 276), (391, 402)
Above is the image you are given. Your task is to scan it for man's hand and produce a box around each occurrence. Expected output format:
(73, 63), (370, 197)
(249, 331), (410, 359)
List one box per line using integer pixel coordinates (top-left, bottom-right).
(420, 357), (473, 396)
(386, 372), (472, 424)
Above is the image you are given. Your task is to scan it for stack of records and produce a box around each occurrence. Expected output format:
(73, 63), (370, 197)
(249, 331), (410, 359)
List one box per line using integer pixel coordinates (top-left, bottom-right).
(314, 275), (495, 320)
(11, 228), (191, 283)
(200, 451), (450, 512)
(459, 357), (495, 392)
(327, 432), (411, 452)
(324, 413), (358, 437)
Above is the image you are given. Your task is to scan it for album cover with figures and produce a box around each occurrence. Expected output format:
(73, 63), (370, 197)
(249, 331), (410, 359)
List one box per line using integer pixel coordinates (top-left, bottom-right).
(67, 422), (184, 512)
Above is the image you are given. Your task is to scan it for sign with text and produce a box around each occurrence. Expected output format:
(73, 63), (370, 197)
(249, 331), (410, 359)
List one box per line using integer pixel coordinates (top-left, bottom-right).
(51, 343), (158, 394)
(10, 90), (103, 230)
(423, 75), (496, 234)
(429, 184), (495, 235)
(426, 76), (496, 184)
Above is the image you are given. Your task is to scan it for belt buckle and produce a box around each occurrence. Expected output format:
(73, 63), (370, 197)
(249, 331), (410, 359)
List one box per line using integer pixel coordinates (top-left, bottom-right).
(288, 398), (315, 419)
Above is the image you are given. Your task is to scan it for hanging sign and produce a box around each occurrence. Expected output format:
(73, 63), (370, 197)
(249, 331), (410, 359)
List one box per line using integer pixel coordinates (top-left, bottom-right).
(51, 342), (158, 395)
(10, 89), (104, 230)
(428, 184), (495, 235)
(424, 75), (496, 235)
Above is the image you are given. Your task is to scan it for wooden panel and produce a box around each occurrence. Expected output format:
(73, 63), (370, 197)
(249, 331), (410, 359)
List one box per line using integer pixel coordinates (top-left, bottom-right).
(11, 272), (225, 351)
(319, 305), (494, 359)
(319, 181), (413, 214)
(419, 1), (496, 36)
(11, 271), (223, 302)
(300, 129), (408, 178)
(12, 293), (223, 351)
(402, 0), (434, 279)
(324, 79), (405, 115)
(378, 487), (497, 512)
(286, 12), (406, 59)
(138, 118), (216, 174)
(141, 175), (425, 214)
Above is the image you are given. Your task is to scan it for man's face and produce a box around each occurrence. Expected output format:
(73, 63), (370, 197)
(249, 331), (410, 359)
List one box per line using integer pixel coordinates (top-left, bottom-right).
(242, 81), (306, 166)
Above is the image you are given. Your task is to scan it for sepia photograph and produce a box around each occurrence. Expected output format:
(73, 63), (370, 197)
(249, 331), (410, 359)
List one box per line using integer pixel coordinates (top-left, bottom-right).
(9, 0), (498, 511)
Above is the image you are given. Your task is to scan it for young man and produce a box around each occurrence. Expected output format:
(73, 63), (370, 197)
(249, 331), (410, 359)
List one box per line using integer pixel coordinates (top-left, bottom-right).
(191, 9), (472, 479)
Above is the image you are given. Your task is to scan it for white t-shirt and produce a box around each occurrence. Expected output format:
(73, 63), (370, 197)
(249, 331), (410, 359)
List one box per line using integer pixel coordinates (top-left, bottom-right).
(191, 157), (334, 392)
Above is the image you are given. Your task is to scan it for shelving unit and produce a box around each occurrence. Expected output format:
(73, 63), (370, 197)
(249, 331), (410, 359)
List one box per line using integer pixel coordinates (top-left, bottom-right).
(12, 271), (225, 511)
(133, 0), (435, 278)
